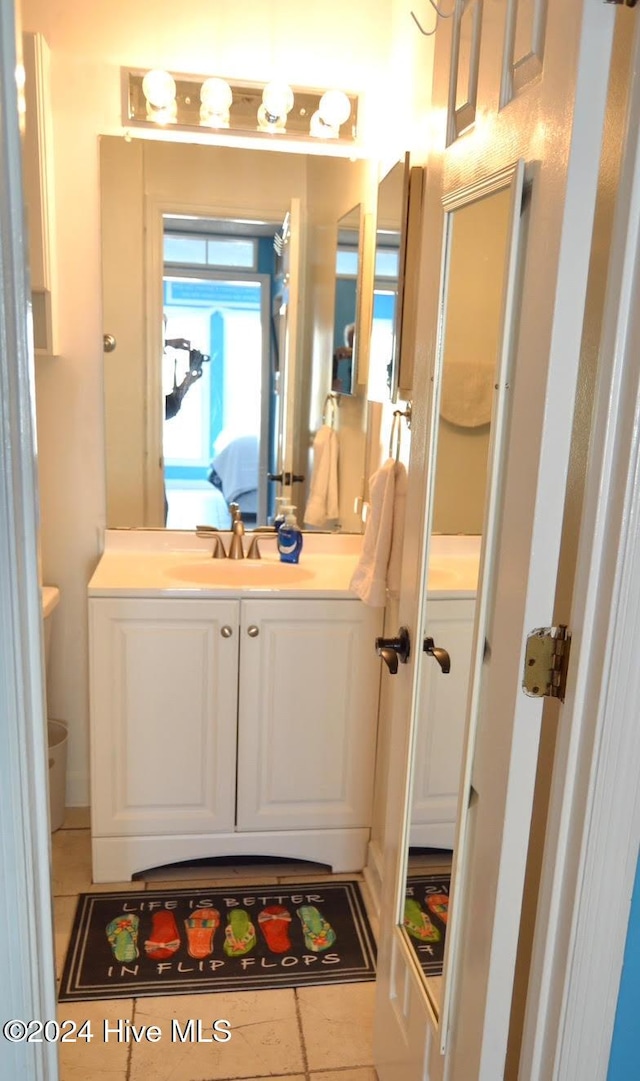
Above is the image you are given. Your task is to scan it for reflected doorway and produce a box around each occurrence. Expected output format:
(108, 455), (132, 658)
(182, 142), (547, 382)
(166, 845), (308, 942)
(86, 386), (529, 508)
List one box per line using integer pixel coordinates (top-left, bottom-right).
(161, 217), (274, 529)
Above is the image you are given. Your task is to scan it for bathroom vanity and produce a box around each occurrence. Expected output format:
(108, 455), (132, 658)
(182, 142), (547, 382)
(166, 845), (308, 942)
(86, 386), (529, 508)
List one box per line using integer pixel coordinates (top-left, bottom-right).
(88, 531), (383, 882)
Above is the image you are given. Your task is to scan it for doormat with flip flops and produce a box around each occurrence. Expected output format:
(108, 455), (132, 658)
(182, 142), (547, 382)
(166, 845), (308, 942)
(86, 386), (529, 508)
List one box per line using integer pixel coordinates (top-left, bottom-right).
(59, 881), (377, 1003)
(404, 874), (451, 977)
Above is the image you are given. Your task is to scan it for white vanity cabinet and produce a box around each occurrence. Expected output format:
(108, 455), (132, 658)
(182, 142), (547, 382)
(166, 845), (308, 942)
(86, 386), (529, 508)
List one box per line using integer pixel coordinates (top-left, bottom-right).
(410, 595), (475, 850)
(237, 599), (381, 832)
(89, 593), (382, 882)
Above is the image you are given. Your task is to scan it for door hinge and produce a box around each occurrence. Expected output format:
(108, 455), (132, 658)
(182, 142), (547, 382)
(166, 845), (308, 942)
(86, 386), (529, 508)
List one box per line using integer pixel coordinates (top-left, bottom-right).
(522, 625), (571, 701)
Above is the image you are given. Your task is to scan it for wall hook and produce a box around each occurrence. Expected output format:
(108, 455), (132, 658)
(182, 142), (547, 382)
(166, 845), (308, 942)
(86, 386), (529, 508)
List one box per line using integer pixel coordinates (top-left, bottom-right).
(410, 8), (438, 35)
(410, 0), (455, 36)
(428, 0), (456, 19)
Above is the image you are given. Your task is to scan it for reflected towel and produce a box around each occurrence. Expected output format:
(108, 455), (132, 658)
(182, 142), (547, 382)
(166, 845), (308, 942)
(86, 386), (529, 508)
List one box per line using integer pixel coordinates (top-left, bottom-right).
(439, 360), (494, 428)
(350, 458), (407, 607)
(388, 461), (408, 596)
(304, 426), (339, 527)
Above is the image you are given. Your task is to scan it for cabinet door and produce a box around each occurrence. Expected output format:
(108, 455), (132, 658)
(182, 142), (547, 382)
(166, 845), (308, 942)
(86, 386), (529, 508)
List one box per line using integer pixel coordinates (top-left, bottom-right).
(410, 596), (476, 849)
(236, 598), (382, 831)
(90, 598), (239, 836)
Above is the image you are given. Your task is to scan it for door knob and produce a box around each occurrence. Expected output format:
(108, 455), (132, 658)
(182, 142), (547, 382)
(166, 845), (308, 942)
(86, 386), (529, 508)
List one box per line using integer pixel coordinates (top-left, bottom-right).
(375, 627), (411, 675)
(103, 333), (117, 353)
(247, 625), (260, 637)
(423, 636), (451, 673)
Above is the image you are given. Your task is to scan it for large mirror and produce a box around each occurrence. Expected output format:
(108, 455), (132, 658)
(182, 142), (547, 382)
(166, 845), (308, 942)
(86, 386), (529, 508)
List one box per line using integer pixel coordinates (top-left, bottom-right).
(400, 167), (524, 1014)
(100, 137), (377, 532)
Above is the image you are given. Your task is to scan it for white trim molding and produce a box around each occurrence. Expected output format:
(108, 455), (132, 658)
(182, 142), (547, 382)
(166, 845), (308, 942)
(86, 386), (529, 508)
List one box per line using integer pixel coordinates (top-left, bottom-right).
(0, 10), (58, 1080)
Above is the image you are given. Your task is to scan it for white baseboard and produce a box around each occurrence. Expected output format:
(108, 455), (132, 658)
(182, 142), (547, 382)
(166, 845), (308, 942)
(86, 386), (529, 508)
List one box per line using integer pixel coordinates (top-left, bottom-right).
(363, 837), (383, 919)
(66, 770), (89, 807)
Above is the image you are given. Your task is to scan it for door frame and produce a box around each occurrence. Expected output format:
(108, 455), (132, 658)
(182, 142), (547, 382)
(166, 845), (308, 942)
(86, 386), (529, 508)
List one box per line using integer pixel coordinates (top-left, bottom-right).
(0, 5), (58, 1078)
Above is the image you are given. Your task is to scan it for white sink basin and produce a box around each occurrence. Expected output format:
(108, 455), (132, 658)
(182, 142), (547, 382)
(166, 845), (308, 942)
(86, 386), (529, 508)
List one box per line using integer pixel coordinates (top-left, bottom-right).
(166, 559), (315, 588)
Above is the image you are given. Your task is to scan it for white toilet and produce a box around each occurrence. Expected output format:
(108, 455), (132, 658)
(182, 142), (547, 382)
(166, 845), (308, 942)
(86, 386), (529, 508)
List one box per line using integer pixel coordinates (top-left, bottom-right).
(42, 585), (66, 831)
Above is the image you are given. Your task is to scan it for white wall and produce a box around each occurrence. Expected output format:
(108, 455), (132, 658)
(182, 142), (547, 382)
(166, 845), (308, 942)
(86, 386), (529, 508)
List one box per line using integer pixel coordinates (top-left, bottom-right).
(22, 0), (402, 804)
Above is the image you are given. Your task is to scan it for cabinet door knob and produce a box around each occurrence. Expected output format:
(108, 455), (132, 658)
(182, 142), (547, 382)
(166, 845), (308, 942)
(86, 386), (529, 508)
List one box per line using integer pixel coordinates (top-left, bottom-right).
(247, 625), (260, 637)
(220, 625), (233, 638)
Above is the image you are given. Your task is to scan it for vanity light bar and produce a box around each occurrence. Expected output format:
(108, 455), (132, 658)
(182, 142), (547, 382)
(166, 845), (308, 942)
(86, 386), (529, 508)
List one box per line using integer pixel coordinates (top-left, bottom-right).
(123, 69), (359, 145)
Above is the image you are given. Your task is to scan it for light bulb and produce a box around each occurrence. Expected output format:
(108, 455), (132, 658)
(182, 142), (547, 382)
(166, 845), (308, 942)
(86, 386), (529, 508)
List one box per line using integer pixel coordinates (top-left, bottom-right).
(200, 77), (232, 127)
(261, 81), (294, 122)
(257, 103), (287, 132)
(318, 89), (351, 129)
(141, 69), (176, 110)
(309, 109), (338, 139)
(200, 77), (232, 114)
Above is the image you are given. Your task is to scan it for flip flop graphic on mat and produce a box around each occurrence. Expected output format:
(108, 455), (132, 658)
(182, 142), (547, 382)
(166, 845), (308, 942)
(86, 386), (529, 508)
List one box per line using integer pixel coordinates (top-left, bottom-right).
(403, 898), (441, 943)
(426, 893), (449, 924)
(143, 910), (181, 960)
(106, 913), (140, 962)
(258, 905), (292, 954)
(184, 908), (220, 959)
(296, 905), (336, 952)
(223, 908), (257, 957)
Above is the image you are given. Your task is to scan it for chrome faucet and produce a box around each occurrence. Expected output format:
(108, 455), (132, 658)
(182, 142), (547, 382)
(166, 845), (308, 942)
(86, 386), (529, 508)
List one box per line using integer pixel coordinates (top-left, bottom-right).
(195, 525), (227, 559)
(228, 503), (245, 559)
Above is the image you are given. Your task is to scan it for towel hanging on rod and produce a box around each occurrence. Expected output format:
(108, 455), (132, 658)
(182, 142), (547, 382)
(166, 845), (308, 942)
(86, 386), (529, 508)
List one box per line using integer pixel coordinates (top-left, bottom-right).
(388, 404), (412, 461)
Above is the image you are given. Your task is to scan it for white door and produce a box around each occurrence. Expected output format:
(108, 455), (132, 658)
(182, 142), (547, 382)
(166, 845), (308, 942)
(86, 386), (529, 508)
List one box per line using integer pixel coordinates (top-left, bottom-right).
(236, 598), (382, 832)
(374, 1), (617, 1078)
(90, 598), (239, 841)
(409, 596), (475, 851)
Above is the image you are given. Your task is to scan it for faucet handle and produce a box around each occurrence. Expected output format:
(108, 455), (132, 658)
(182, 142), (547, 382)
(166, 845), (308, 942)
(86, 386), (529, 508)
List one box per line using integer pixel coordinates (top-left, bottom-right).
(247, 533), (278, 560)
(195, 525), (227, 559)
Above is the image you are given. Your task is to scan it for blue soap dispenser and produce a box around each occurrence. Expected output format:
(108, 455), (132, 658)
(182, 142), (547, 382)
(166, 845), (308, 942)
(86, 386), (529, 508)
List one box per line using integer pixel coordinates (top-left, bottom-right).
(277, 506), (303, 564)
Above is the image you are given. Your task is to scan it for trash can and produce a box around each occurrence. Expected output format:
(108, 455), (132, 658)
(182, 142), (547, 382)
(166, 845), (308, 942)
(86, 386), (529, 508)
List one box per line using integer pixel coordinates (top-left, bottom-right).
(47, 719), (68, 832)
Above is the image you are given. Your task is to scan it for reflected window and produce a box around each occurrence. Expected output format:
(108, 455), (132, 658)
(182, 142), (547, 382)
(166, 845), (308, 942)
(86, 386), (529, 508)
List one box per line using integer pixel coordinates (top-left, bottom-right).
(164, 232), (257, 270)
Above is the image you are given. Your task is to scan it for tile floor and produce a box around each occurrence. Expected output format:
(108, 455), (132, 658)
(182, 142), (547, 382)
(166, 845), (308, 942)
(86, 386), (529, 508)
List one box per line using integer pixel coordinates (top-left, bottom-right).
(52, 810), (379, 1081)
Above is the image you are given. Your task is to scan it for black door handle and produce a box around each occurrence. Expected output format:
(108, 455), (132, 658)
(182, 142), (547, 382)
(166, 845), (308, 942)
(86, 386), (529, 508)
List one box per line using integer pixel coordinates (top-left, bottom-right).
(267, 471), (306, 484)
(376, 627), (411, 674)
(423, 636), (451, 674)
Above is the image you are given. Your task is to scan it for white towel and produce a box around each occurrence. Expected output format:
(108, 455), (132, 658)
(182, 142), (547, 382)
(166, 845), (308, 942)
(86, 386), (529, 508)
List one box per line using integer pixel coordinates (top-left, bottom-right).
(387, 461), (408, 596)
(304, 426), (339, 527)
(350, 458), (406, 607)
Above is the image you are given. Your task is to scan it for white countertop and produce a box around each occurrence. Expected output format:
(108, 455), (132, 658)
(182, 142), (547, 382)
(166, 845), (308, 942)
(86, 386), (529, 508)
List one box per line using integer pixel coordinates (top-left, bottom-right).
(87, 530), (480, 601)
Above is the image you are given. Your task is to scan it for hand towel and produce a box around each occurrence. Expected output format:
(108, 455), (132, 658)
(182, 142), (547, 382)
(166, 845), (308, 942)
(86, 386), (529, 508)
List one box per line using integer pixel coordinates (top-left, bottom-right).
(387, 461), (408, 596)
(349, 458), (398, 607)
(304, 425), (339, 527)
